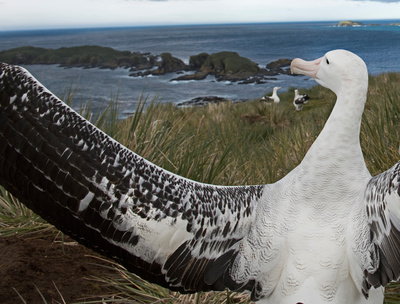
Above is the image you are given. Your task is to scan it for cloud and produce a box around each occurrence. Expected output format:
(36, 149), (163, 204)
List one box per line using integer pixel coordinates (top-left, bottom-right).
(349, 0), (400, 2)
(123, 0), (209, 1)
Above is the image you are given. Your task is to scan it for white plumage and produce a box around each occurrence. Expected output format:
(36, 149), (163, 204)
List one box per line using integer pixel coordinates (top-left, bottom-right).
(260, 86), (281, 103)
(293, 89), (310, 111)
(1, 49), (400, 303)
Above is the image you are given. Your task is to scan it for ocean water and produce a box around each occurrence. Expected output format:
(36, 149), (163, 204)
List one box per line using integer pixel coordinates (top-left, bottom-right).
(1, 20), (400, 115)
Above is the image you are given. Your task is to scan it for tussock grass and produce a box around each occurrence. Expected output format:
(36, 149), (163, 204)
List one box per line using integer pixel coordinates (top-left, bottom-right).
(0, 187), (54, 236)
(77, 256), (251, 304)
(1, 72), (400, 302)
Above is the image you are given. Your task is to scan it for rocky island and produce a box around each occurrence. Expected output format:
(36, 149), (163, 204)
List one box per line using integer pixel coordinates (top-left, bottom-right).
(337, 20), (364, 27)
(0, 45), (158, 70)
(335, 21), (400, 27)
(0, 45), (292, 85)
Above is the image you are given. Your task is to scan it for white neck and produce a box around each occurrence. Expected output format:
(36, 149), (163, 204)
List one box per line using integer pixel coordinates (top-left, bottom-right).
(298, 82), (370, 190)
(322, 86), (366, 144)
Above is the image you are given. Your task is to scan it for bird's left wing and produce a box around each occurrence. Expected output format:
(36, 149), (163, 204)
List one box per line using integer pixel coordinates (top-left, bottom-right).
(363, 160), (400, 292)
(0, 62), (265, 294)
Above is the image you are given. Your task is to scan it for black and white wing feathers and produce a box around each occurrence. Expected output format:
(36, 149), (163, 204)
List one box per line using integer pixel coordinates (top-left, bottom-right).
(294, 95), (310, 105)
(0, 63), (265, 294)
(293, 93), (310, 111)
(363, 160), (400, 290)
(260, 96), (273, 102)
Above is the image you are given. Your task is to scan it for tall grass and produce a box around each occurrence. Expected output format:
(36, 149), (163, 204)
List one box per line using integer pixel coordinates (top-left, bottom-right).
(1, 72), (400, 303)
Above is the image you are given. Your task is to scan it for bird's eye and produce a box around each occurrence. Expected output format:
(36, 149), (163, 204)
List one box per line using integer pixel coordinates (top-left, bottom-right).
(326, 58), (330, 65)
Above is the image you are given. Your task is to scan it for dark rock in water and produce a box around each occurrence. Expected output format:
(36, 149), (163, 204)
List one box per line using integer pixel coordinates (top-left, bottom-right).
(177, 96), (229, 107)
(198, 51), (262, 81)
(130, 52), (188, 77)
(0, 45), (296, 84)
(171, 53), (290, 83)
(129, 69), (153, 77)
(266, 58), (292, 70)
(0, 45), (159, 71)
(171, 72), (209, 81)
(337, 20), (363, 27)
(152, 52), (188, 75)
(176, 96), (247, 107)
(189, 53), (210, 69)
(265, 59), (292, 75)
(238, 77), (266, 85)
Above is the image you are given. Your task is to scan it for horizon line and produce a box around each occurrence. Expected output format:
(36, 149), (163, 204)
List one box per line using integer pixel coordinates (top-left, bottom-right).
(1, 18), (400, 33)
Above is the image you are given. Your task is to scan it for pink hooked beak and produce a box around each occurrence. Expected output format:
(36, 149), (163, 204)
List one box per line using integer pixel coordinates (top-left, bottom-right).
(290, 57), (323, 79)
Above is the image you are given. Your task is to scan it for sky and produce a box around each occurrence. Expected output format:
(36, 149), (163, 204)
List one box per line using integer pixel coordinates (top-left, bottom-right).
(1, 0), (400, 31)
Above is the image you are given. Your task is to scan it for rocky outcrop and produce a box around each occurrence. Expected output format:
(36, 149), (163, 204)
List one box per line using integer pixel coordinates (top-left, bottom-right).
(0, 45), (158, 70)
(266, 58), (291, 70)
(200, 51), (260, 79)
(334, 21), (400, 27)
(176, 96), (247, 107)
(176, 96), (230, 107)
(171, 72), (208, 81)
(151, 52), (187, 75)
(337, 21), (363, 27)
(0, 45), (294, 84)
(189, 53), (209, 69)
(172, 53), (291, 84)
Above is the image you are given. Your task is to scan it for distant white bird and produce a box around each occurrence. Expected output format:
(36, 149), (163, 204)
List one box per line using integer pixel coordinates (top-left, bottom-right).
(2, 49), (400, 303)
(260, 86), (281, 103)
(293, 89), (310, 111)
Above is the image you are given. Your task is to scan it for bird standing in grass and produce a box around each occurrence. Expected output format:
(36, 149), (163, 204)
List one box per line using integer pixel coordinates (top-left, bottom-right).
(293, 89), (310, 111)
(260, 86), (281, 103)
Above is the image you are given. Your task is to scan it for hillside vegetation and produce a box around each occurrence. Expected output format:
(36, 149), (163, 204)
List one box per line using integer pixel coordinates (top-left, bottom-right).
(1, 72), (400, 303)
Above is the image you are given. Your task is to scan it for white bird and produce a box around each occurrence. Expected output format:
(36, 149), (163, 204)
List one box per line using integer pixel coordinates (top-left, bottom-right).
(260, 86), (281, 103)
(293, 89), (310, 111)
(0, 49), (399, 304)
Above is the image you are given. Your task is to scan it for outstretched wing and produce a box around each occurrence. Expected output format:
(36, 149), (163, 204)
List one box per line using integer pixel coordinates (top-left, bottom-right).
(363, 160), (400, 290)
(0, 63), (265, 293)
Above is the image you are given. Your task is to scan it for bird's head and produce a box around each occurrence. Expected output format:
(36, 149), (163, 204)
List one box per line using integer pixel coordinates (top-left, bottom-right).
(290, 49), (368, 96)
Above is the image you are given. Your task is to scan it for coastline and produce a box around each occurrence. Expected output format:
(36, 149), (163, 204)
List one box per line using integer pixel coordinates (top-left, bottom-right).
(1, 21), (399, 112)
(0, 46), (293, 84)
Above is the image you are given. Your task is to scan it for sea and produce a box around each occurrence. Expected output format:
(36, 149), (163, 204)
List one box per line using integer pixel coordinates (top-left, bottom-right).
(1, 20), (400, 116)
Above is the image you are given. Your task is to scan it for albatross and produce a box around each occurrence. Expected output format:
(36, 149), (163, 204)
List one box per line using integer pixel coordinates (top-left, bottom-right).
(260, 86), (281, 103)
(293, 89), (310, 111)
(0, 49), (399, 303)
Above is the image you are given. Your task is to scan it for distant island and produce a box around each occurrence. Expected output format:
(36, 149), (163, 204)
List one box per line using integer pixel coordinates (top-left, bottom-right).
(337, 21), (364, 27)
(335, 20), (400, 27)
(0, 45), (292, 84)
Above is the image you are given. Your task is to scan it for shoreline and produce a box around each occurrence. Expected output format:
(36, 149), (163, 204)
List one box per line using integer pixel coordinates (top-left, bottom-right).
(0, 46), (293, 85)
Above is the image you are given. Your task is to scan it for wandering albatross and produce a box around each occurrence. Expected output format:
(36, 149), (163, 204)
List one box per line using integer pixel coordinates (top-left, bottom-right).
(260, 86), (281, 103)
(293, 89), (310, 111)
(1, 49), (400, 303)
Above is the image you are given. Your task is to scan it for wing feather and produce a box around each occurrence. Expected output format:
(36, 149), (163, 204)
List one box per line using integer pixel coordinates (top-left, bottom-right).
(0, 62), (265, 293)
(364, 160), (400, 288)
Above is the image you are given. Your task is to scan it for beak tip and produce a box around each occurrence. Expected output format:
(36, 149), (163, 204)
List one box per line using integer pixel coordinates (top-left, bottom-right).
(290, 58), (299, 75)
